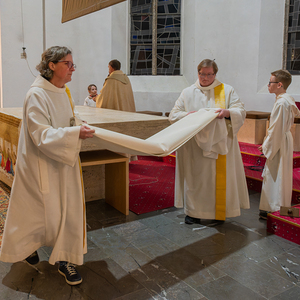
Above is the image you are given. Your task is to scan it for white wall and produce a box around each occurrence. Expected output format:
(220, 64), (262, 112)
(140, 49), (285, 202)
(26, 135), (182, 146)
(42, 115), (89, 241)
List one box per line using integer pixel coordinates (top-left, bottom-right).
(0, 0), (112, 107)
(0, 0), (297, 113)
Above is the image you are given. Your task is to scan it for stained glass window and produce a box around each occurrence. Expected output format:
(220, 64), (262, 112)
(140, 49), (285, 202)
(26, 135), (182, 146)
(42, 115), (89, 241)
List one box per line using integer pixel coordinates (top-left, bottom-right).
(287, 0), (300, 74)
(130, 0), (181, 75)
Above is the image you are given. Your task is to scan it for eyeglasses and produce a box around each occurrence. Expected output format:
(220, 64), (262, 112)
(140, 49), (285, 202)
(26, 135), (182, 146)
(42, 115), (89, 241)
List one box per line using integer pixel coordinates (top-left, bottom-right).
(57, 60), (76, 69)
(268, 81), (279, 85)
(198, 73), (215, 79)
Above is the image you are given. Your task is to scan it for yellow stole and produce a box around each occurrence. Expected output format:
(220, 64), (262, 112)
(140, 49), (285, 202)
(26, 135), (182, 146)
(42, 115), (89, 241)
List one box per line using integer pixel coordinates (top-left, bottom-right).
(214, 84), (226, 221)
(65, 85), (86, 249)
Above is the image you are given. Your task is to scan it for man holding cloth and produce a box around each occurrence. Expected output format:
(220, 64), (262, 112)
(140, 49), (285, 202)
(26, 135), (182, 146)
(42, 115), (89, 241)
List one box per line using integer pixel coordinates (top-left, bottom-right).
(169, 59), (249, 225)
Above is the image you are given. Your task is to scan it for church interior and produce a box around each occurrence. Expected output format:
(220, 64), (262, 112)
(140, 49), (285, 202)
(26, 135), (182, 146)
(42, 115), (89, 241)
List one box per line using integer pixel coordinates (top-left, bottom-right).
(0, 0), (300, 299)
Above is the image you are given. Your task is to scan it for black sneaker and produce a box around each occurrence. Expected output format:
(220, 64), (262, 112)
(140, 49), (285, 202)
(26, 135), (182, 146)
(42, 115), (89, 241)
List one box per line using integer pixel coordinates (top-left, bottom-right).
(58, 262), (82, 285)
(185, 215), (201, 224)
(259, 210), (269, 220)
(25, 251), (39, 265)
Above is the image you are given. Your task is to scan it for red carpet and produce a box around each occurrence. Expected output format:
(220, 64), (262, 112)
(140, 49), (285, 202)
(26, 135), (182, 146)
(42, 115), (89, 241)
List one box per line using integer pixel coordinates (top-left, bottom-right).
(129, 156), (175, 214)
(240, 142), (300, 205)
(268, 204), (300, 245)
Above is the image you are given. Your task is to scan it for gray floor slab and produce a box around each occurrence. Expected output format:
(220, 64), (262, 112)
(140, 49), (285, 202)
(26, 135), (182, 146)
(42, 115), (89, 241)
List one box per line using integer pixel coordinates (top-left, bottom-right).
(1, 190), (300, 299)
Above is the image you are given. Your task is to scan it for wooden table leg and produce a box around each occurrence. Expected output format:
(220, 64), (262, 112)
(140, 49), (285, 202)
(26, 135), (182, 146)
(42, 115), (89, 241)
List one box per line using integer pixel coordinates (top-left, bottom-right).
(105, 161), (129, 215)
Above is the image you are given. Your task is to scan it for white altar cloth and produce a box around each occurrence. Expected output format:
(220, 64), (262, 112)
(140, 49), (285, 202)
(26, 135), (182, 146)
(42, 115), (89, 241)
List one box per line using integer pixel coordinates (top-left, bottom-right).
(86, 108), (223, 156)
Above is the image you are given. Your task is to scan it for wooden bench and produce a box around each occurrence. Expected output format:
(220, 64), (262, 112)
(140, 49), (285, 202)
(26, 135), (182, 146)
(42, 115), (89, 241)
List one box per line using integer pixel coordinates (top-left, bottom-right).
(80, 150), (129, 215)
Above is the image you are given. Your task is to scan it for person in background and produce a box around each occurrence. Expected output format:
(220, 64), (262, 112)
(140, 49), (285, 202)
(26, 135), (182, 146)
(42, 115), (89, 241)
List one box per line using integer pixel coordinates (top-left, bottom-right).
(83, 84), (97, 107)
(259, 70), (300, 219)
(96, 59), (136, 112)
(0, 46), (95, 286)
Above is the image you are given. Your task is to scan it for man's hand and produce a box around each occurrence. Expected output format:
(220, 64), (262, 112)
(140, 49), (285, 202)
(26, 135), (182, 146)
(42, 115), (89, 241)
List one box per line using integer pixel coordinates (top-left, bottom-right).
(258, 145), (263, 152)
(79, 125), (95, 139)
(215, 109), (230, 119)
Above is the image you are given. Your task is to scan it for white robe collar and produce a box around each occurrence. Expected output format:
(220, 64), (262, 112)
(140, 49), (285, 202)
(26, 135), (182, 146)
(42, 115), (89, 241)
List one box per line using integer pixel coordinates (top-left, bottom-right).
(195, 79), (222, 91)
(31, 75), (67, 94)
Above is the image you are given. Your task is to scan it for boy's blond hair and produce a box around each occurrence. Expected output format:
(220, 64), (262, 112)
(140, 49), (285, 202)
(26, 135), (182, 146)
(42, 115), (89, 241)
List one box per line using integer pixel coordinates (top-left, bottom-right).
(271, 70), (292, 90)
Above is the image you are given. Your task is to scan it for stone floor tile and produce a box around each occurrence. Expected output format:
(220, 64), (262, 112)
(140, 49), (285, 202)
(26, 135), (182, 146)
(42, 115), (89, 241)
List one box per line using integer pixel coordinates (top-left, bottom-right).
(139, 214), (177, 228)
(183, 236), (238, 266)
(109, 245), (152, 272)
(88, 229), (133, 254)
(87, 226), (121, 242)
(231, 213), (267, 237)
(183, 265), (226, 289)
(234, 235), (298, 263)
(162, 209), (185, 222)
(270, 286), (300, 299)
(266, 234), (300, 252)
(198, 275), (266, 300)
(130, 261), (204, 299)
(78, 259), (144, 300)
(215, 258), (294, 298)
(154, 246), (217, 282)
(121, 227), (170, 249)
(138, 238), (180, 258)
(112, 220), (148, 236)
(141, 220), (206, 247)
(202, 223), (263, 253)
(113, 288), (164, 300)
(259, 247), (300, 284)
(83, 242), (109, 262)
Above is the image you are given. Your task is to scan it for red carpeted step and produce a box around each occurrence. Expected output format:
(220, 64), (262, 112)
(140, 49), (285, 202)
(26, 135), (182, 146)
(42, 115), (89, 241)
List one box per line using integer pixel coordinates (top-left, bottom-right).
(239, 142), (300, 204)
(239, 142), (300, 168)
(267, 205), (300, 245)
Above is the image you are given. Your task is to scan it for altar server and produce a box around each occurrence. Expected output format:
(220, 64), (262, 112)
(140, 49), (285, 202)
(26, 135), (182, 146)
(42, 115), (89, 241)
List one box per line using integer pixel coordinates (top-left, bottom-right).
(169, 59), (249, 225)
(96, 59), (136, 112)
(259, 70), (300, 219)
(83, 84), (97, 107)
(0, 46), (95, 285)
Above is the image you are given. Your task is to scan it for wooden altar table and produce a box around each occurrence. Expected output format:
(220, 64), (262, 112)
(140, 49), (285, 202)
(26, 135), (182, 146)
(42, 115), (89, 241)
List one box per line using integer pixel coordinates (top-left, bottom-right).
(0, 106), (170, 215)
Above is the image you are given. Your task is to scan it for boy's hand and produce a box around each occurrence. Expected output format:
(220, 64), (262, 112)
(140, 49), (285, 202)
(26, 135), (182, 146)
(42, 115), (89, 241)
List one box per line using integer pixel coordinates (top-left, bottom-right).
(215, 109), (230, 119)
(79, 125), (95, 139)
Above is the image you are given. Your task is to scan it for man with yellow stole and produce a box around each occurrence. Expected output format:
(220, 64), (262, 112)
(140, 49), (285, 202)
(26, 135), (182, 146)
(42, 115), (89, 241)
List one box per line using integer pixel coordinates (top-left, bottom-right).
(169, 59), (249, 225)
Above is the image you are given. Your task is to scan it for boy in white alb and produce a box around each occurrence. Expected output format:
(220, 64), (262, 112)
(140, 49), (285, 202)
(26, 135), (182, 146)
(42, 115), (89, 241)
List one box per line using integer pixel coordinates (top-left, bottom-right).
(259, 70), (300, 219)
(83, 84), (97, 107)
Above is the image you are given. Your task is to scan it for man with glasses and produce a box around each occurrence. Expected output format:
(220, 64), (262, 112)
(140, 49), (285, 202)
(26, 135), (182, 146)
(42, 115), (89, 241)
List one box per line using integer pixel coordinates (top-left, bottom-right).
(258, 70), (299, 219)
(169, 59), (249, 225)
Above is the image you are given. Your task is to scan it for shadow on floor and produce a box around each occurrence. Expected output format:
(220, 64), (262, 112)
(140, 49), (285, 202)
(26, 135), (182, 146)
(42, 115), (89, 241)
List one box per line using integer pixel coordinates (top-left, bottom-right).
(2, 220), (268, 300)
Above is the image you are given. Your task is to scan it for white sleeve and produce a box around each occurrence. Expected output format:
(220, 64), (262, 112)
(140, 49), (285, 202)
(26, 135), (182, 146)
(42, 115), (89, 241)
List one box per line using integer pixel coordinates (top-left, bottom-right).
(25, 92), (82, 167)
